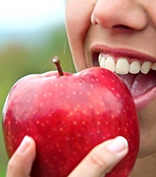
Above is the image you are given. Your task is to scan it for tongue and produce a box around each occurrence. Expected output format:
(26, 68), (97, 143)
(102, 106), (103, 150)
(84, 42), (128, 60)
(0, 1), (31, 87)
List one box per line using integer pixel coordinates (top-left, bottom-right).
(118, 70), (156, 99)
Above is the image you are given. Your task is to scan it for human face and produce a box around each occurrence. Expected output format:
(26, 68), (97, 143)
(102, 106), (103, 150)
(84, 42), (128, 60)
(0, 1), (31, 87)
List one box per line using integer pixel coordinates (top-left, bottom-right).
(65, 0), (156, 158)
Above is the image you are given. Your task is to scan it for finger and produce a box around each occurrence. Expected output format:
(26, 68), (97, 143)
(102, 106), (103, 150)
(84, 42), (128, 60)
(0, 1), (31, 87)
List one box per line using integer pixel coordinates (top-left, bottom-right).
(6, 136), (36, 177)
(68, 136), (128, 177)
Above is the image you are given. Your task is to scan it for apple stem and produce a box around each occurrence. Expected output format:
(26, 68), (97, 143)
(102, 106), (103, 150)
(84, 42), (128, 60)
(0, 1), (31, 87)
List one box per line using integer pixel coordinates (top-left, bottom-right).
(52, 56), (64, 76)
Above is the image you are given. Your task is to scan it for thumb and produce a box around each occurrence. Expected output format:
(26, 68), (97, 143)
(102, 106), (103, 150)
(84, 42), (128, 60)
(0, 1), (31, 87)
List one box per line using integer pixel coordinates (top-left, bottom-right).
(6, 136), (36, 177)
(68, 136), (128, 177)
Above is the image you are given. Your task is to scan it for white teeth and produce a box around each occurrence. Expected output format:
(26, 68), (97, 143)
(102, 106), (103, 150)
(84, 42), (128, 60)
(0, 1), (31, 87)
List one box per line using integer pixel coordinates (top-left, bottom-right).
(98, 53), (156, 75)
(141, 61), (151, 74)
(105, 56), (116, 72)
(98, 53), (105, 67)
(116, 58), (129, 74)
(151, 63), (156, 70)
(130, 60), (140, 74)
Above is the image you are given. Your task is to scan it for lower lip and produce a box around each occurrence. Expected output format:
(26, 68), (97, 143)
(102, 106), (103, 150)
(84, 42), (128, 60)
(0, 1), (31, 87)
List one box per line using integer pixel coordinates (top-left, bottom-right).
(134, 87), (156, 111)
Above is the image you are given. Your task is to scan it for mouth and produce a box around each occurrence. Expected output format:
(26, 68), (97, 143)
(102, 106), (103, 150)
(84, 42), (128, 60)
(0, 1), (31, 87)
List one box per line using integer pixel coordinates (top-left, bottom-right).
(92, 50), (156, 110)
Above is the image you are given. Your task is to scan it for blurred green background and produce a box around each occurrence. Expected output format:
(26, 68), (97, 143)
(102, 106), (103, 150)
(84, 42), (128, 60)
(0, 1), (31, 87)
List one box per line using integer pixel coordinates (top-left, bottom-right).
(0, 1), (75, 176)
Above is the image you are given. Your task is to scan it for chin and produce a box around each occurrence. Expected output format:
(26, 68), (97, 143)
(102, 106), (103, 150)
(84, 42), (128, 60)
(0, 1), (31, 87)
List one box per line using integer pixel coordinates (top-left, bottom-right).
(137, 130), (156, 158)
(137, 149), (154, 159)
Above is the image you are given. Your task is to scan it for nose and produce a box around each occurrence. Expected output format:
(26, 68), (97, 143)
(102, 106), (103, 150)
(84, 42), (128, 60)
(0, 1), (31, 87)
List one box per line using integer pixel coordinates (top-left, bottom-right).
(91, 0), (148, 31)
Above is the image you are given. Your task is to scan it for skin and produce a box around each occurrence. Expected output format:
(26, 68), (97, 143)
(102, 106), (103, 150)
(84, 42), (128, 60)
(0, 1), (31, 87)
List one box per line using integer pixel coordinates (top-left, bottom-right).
(66, 0), (156, 156)
(65, 0), (156, 176)
(6, 136), (128, 177)
(6, 0), (156, 176)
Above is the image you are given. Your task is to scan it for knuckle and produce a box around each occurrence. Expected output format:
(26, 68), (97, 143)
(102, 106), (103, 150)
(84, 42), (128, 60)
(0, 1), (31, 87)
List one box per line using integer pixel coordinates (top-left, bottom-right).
(89, 147), (109, 169)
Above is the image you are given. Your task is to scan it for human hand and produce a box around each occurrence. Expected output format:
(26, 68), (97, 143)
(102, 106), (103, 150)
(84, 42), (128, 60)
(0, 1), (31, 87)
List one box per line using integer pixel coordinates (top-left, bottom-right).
(6, 136), (128, 177)
(68, 136), (128, 177)
(6, 136), (36, 177)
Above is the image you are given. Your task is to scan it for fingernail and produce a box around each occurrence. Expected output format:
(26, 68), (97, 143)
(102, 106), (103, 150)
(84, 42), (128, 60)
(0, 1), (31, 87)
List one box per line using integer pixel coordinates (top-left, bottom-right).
(17, 136), (32, 153)
(107, 136), (128, 153)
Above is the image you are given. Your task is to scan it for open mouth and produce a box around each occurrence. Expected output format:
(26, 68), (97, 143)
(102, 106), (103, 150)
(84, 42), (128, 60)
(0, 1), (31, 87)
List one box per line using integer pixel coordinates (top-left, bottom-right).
(93, 52), (156, 110)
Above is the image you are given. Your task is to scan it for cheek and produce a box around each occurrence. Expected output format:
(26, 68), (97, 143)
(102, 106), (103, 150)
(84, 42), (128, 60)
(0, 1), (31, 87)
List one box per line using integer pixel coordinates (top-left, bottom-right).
(65, 0), (95, 71)
(65, 0), (87, 41)
(139, 98), (156, 126)
(65, 0), (93, 39)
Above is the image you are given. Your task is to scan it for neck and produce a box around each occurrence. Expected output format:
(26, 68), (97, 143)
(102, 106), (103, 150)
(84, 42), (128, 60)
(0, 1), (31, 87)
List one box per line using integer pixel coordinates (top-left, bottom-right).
(130, 153), (156, 177)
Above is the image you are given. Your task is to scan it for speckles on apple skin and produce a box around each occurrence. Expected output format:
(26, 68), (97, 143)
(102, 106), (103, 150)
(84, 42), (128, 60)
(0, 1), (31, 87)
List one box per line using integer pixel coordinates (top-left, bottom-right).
(54, 83), (58, 88)
(36, 120), (40, 125)
(124, 128), (128, 132)
(111, 115), (115, 119)
(66, 95), (70, 99)
(72, 91), (76, 95)
(43, 94), (47, 98)
(111, 87), (115, 91)
(41, 123), (45, 127)
(47, 134), (52, 139)
(73, 107), (78, 112)
(79, 91), (84, 95)
(48, 93), (52, 97)
(89, 104), (94, 109)
(60, 83), (64, 87)
(105, 121), (109, 125)
(26, 128), (31, 132)
(60, 91), (64, 95)
(73, 121), (77, 125)
(48, 113), (52, 117)
(65, 137), (70, 141)
(59, 127), (63, 132)
(97, 130), (101, 134)
(3, 67), (139, 177)
(39, 103), (43, 107)
(96, 111), (101, 115)
(78, 82), (82, 86)
(97, 121), (101, 125)
(26, 99), (30, 103)
(68, 112), (74, 117)
(82, 110), (87, 114)
(82, 121), (86, 125)
(87, 91), (91, 96)
(90, 84), (94, 88)
(34, 94), (38, 98)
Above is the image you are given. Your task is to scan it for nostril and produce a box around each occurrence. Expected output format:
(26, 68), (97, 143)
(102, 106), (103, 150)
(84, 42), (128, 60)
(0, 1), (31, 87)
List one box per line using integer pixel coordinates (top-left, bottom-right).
(111, 24), (136, 33)
(114, 25), (129, 29)
(113, 24), (133, 30)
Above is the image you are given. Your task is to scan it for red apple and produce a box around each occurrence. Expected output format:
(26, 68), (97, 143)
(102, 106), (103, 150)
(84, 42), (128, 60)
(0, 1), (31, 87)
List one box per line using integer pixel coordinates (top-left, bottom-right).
(2, 57), (139, 177)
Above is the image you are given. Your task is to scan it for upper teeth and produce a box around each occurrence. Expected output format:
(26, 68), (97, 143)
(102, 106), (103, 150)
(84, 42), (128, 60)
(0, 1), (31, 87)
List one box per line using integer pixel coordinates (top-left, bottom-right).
(98, 53), (156, 74)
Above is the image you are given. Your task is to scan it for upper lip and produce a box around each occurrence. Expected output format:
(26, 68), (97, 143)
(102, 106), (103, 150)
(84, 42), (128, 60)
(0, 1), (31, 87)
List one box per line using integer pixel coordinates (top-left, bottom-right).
(91, 44), (156, 63)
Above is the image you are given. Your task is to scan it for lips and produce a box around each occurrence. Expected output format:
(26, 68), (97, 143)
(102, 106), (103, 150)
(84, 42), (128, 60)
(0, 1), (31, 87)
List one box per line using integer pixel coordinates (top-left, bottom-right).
(91, 47), (156, 110)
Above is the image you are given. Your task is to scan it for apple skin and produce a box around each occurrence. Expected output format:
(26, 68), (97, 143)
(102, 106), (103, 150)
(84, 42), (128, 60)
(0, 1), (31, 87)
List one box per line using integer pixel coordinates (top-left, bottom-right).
(2, 67), (139, 177)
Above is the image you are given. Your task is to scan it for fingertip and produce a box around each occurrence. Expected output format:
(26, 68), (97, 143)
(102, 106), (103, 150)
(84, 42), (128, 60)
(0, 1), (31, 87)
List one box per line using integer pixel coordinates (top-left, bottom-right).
(106, 136), (128, 154)
(16, 135), (34, 153)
